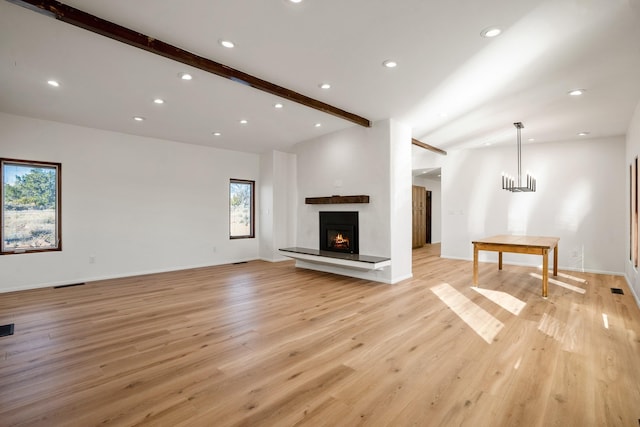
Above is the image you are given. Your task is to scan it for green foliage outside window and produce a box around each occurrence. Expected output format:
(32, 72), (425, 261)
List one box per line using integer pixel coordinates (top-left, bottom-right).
(4, 168), (57, 210)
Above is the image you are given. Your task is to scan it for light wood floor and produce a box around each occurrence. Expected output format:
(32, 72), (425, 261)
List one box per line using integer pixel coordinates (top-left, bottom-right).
(1, 245), (640, 426)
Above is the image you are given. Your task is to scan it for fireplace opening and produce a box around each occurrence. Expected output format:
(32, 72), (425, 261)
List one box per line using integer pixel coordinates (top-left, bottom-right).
(327, 227), (354, 251)
(329, 230), (351, 250)
(320, 211), (358, 254)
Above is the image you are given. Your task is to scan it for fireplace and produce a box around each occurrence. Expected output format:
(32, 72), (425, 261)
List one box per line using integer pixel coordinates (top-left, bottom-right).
(319, 211), (359, 254)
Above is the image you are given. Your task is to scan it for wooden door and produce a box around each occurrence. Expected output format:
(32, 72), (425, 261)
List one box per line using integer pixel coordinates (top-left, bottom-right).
(412, 186), (426, 248)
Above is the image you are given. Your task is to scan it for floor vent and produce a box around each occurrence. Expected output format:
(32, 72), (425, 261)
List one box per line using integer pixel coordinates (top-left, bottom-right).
(232, 261), (248, 265)
(0, 323), (15, 337)
(53, 282), (86, 289)
(610, 288), (624, 295)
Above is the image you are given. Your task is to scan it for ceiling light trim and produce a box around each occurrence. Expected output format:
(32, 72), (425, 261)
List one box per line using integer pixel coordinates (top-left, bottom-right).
(481, 27), (502, 38)
(219, 39), (235, 49)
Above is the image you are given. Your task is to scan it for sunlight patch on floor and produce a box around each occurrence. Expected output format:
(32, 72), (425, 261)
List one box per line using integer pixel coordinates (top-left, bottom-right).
(537, 311), (581, 353)
(471, 286), (527, 316)
(529, 273), (586, 294)
(513, 356), (522, 370)
(602, 313), (609, 329)
(431, 283), (504, 344)
(537, 312), (566, 342)
(554, 271), (588, 284)
(533, 269), (588, 285)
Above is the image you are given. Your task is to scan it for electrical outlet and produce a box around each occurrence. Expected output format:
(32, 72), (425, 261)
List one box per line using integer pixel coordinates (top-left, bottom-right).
(89, 255), (96, 264)
(212, 246), (217, 253)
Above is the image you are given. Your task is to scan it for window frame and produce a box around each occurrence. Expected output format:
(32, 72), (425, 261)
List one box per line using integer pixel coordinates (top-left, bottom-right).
(1, 158), (62, 255)
(633, 158), (639, 268)
(229, 178), (255, 239)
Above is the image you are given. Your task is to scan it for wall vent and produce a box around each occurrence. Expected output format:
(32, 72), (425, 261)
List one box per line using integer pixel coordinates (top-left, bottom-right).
(53, 282), (86, 289)
(0, 323), (15, 337)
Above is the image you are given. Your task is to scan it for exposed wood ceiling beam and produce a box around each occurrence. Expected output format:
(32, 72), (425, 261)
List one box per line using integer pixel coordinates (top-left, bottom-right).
(412, 138), (447, 156)
(7, 0), (372, 128)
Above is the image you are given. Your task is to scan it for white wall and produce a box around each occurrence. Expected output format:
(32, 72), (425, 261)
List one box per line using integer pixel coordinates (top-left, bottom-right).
(389, 120), (413, 282)
(274, 151), (298, 256)
(412, 176), (442, 244)
(441, 136), (625, 274)
(259, 150), (297, 262)
(412, 145), (445, 171)
(259, 151), (275, 260)
(0, 113), (260, 292)
(626, 99), (640, 306)
(293, 119), (412, 284)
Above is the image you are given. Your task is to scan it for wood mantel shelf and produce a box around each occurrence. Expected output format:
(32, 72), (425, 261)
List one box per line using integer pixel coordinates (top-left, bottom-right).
(305, 195), (370, 204)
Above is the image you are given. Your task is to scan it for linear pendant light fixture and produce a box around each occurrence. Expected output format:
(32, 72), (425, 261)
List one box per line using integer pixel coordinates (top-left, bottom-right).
(501, 122), (536, 192)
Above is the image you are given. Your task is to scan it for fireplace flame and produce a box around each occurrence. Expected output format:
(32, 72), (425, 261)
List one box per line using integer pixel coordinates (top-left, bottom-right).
(332, 233), (350, 249)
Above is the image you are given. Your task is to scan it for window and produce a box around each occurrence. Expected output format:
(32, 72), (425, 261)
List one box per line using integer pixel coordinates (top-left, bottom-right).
(229, 179), (255, 239)
(1, 158), (61, 254)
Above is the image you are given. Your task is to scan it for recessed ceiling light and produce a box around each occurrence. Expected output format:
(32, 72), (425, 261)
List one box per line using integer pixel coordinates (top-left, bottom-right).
(47, 80), (60, 87)
(153, 98), (164, 104)
(314, 123), (322, 128)
(481, 27), (502, 38)
(240, 119), (248, 125)
(178, 72), (193, 80)
(212, 132), (222, 136)
(319, 83), (331, 89)
(382, 60), (398, 68)
(484, 142), (492, 146)
(578, 131), (590, 136)
(274, 103), (284, 109)
(568, 89), (585, 96)
(219, 39), (235, 49)
(528, 138), (535, 142)
(133, 116), (145, 122)
(289, 0), (303, 3)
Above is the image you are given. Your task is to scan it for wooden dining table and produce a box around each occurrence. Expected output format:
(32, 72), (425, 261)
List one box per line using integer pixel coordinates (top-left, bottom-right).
(472, 235), (559, 297)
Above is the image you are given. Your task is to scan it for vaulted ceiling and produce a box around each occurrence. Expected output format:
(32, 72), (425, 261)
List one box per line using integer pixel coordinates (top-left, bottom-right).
(1, 0), (640, 154)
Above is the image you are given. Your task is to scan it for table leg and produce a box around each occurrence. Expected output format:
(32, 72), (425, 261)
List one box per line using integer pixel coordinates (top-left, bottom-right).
(473, 244), (478, 285)
(542, 249), (549, 297)
(553, 243), (558, 276)
(498, 252), (503, 270)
